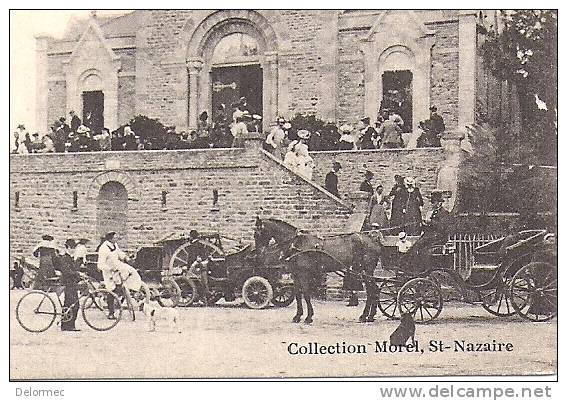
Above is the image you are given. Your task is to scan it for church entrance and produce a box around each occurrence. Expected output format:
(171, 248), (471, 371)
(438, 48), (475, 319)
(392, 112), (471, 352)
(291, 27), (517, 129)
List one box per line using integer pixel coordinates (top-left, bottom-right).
(211, 65), (263, 118)
(82, 90), (104, 134)
(381, 70), (413, 133)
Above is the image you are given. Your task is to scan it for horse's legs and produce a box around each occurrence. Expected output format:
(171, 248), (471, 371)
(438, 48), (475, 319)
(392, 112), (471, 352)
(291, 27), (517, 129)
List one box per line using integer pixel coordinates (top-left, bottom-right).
(292, 277), (303, 323)
(304, 291), (314, 324)
(367, 282), (378, 321)
(359, 280), (372, 322)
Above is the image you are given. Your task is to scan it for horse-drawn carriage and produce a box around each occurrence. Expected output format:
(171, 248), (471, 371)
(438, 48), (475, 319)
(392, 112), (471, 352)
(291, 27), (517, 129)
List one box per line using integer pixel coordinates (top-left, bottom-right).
(253, 217), (557, 324)
(375, 229), (557, 323)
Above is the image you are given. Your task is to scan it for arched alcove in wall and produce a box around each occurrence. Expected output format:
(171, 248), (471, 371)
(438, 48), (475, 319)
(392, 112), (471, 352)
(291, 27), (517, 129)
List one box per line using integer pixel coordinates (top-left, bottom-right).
(96, 181), (128, 248)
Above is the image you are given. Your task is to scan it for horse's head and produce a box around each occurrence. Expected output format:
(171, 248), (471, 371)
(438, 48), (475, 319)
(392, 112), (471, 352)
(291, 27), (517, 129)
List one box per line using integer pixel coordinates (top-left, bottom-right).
(254, 217), (272, 250)
(254, 217), (299, 250)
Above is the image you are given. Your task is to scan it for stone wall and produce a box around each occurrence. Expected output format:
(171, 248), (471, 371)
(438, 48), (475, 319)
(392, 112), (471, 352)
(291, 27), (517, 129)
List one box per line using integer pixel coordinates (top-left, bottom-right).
(337, 29), (366, 123)
(118, 76), (136, 124)
(47, 81), (67, 126)
(10, 144), (354, 259)
(429, 20), (460, 130)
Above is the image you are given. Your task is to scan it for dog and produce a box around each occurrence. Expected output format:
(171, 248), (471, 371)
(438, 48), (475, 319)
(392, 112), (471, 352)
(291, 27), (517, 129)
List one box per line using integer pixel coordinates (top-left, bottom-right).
(139, 300), (182, 333)
(389, 312), (416, 347)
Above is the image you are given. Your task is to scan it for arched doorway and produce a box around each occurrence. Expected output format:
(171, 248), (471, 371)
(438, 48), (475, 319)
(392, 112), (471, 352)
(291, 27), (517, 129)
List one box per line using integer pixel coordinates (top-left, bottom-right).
(81, 72), (105, 133)
(210, 33), (263, 119)
(378, 47), (415, 133)
(186, 11), (279, 130)
(96, 181), (128, 248)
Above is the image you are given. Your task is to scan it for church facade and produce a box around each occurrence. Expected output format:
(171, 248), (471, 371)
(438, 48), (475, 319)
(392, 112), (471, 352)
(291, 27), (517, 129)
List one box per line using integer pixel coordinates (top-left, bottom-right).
(36, 10), (486, 134)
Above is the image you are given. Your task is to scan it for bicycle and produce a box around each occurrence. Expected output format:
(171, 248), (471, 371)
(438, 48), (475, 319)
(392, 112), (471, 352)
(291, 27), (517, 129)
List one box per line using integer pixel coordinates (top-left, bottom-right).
(111, 271), (151, 322)
(15, 272), (122, 333)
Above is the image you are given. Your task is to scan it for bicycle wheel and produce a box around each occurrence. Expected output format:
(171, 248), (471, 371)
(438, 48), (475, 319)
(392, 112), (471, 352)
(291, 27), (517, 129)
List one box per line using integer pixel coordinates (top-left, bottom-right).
(16, 290), (57, 332)
(81, 289), (122, 331)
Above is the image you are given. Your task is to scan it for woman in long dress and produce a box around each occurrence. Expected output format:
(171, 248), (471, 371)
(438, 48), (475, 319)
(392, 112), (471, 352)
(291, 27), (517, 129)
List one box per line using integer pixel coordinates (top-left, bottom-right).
(368, 184), (389, 228)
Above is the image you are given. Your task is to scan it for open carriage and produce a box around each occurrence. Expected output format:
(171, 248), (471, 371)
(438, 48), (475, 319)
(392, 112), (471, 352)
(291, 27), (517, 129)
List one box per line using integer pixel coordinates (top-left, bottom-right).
(375, 229), (557, 323)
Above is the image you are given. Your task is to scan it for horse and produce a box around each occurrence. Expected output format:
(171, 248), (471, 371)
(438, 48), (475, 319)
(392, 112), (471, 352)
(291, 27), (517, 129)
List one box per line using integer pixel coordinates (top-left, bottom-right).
(254, 217), (383, 324)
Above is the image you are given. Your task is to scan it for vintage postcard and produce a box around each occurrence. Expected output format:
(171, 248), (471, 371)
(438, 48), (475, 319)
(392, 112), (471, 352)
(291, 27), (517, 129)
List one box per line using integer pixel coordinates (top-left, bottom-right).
(9, 9), (557, 380)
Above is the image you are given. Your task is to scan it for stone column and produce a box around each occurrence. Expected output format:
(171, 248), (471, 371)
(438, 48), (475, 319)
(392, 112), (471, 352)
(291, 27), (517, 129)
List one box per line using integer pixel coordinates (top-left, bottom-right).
(35, 36), (49, 134)
(458, 11), (477, 128)
(262, 51), (278, 130)
(187, 58), (203, 131)
(438, 129), (465, 211)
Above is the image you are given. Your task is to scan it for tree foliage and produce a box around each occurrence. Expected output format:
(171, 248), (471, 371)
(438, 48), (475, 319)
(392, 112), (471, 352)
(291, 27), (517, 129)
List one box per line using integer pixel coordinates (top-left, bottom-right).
(481, 10), (557, 165)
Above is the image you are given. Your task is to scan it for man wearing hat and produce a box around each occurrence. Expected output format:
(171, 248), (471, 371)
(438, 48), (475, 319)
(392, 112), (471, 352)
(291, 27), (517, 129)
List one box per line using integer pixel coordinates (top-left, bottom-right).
(360, 170), (375, 194)
(69, 111), (82, 133)
(264, 117), (287, 158)
(359, 117), (379, 150)
(401, 190), (455, 274)
(325, 161), (342, 198)
(230, 112), (250, 147)
(74, 238), (89, 268)
(32, 235), (58, 290)
(401, 177), (424, 236)
(58, 239), (81, 331)
(428, 106), (445, 139)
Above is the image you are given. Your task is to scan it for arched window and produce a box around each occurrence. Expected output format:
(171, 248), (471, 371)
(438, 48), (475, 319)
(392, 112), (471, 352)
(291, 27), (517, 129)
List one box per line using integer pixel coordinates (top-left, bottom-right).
(211, 33), (260, 66)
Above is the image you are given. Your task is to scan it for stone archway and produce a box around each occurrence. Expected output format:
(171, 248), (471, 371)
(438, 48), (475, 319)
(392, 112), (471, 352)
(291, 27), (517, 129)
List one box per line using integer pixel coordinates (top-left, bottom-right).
(96, 181), (128, 248)
(186, 10), (279, 130)
(87, 170), (140, 202)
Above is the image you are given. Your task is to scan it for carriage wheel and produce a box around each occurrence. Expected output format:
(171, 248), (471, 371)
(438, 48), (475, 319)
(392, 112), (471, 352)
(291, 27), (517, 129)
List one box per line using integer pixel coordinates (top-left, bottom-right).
(510, 262), (557, 322)
(377, 280), (402, 320)
(157, 277), (181, 307)
(242, 276), (273, 309)
(174, 276), (199, 307)
(272, 285), (295, 307)
(169, 240), (224, 271)
(397, 278), (443, 324)
(82, 289), (122, 331)
(16, 290), (57, 332)
(478, 274), (516, 317)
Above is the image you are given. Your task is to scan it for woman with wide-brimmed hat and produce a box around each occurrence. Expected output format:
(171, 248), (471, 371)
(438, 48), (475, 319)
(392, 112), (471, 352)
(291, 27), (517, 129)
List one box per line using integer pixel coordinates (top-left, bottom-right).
(295, 130), (314, 180)
(32, 235), (58, 290)
(338, 124), (357, 150)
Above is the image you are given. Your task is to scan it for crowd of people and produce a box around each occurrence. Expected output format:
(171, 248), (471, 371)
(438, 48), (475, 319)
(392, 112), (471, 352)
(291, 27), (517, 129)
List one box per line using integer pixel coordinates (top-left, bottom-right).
(325, 166), (426, 236)
(12, 102), (445, 155)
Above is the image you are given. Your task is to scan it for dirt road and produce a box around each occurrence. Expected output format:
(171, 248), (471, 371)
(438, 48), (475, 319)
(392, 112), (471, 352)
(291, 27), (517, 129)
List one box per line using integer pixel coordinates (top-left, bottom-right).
(9, 290), (556, 379)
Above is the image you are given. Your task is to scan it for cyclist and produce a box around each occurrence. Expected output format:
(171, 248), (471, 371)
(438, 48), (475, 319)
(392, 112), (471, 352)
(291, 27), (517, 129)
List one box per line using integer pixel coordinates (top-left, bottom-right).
(97, 231), (143, 319)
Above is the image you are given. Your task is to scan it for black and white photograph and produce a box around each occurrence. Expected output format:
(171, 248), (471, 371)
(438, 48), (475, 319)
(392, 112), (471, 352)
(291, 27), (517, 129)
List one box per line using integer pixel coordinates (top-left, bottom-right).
(8, 8), (558, 381)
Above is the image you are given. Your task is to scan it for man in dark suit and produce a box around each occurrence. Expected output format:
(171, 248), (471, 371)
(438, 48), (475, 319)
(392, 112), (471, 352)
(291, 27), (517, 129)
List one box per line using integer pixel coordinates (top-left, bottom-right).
(58, 239), (81, 331)
(324, 162), (342, 197)
(359, 170), (374, 194)
(69, 111), (81, 133)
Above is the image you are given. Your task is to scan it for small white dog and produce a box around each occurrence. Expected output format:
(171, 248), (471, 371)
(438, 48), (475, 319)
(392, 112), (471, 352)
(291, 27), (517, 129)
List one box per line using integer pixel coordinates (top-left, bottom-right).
(139, 300), (182, 333)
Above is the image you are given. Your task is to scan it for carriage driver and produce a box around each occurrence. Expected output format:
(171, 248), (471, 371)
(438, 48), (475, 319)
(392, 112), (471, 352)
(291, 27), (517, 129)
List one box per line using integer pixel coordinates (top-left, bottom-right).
(399, 190), (454, 274)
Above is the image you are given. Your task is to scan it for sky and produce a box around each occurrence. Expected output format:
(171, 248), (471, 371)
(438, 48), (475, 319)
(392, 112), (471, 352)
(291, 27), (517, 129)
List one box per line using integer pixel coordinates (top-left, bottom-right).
(9, 10), (127, 134)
